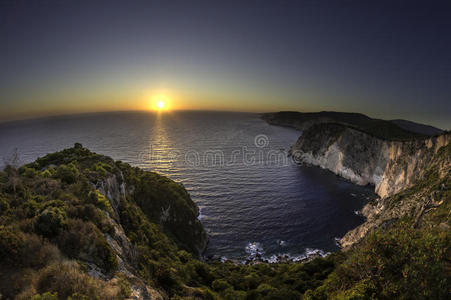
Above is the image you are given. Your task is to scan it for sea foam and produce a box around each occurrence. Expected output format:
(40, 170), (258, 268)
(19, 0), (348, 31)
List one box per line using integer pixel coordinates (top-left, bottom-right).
(243, 241), (330, 264)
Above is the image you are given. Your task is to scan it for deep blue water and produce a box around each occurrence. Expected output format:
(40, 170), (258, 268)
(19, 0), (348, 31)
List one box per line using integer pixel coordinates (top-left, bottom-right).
(0, 111), (375, 261)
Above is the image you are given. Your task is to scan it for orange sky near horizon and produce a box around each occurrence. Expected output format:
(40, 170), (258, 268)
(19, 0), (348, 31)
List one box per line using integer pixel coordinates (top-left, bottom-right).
(0, 84), (312, 122)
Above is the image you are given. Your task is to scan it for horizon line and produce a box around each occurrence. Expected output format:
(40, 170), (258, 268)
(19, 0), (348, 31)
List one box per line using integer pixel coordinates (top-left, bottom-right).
(0, 108), (447, 131)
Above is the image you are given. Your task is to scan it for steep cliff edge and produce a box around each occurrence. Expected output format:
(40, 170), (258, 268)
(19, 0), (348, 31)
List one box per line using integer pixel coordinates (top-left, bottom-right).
(290, 122), (450, 198)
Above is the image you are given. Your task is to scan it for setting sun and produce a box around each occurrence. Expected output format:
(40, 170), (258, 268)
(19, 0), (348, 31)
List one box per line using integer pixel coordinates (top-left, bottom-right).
(149, 93), (171, 111)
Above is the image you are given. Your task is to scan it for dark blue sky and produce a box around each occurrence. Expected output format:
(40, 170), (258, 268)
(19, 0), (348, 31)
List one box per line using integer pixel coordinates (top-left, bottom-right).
(0, 0), (450, 128)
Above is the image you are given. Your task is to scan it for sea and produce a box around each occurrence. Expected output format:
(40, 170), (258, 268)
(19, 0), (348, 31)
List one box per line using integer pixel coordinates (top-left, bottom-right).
(0, 111), (376, 262)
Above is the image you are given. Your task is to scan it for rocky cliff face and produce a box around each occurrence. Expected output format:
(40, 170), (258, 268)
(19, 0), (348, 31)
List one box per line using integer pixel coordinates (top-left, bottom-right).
(280, 119), (450, 249)
(291, 123), (387, 188)
(290, 123), (450, 198)
(81, 156), (207, 299)
(340, 143), (450, 248)
(375, 133), (450, 197)
(93, 166), (208, 259)
(118, 166), (208, 256)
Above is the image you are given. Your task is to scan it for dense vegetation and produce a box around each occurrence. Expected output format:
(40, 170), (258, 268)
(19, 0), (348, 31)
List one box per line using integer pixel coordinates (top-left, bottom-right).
(0, 144), (449, 299)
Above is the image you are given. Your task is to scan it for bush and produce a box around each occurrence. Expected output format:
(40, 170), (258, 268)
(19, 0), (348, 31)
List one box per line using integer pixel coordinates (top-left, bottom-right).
(0, 197), (9, 214)
(41, 168), (55, 178)
(88, 190), (113, 215)
(19, 166), (39, 178)
(155, 263), (179, 292)
(31, 292), (58, 300)
(222, 288), (246, 300)
(56, 163), (79, 184)
(0, 226), (23, 264)
(57, 218), (117, 272)
(263, 288), (301, 300)
(22, 199), (40, 218)
(67, 293), (90, 300)
(20, 233), (61, 268)
(212, 279), (232, 292)
(177, 250), (192, 263)
(35, 207), (67, 238)
(93, 235), (118, 272)
(36, 261), (120, 299)
(90, 162), (113, 177)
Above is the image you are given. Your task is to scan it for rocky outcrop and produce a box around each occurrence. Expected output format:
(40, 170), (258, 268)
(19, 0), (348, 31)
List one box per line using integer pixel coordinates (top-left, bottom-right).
(375, 133), (450, 197)
(289, 122), (450, 198)
(340, 143), (450, 248)
(84, 169), (208, 299)
(96, 173), (126, 220)
(96, 170), (208, 255)
(120, 168), (208, 257)
(290, 124), (387, 188)
(88, 175), (164, 299)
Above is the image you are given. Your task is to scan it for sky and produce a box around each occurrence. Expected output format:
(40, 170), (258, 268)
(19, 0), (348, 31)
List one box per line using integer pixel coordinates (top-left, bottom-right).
(0, 0), (450, 129)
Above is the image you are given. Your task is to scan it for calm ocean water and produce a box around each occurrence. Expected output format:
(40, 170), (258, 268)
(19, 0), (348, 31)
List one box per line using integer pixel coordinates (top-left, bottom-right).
(0, 111), (375, 261)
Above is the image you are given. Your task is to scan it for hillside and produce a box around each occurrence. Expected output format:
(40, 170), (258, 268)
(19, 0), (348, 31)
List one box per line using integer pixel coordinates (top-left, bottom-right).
(1, 143), (450, 299)
(390, 119), (444, 136)
(261, 111), (433, 140)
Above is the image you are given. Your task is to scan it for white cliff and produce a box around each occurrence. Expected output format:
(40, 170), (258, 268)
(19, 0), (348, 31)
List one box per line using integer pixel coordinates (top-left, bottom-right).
(290, 123), (450, 198)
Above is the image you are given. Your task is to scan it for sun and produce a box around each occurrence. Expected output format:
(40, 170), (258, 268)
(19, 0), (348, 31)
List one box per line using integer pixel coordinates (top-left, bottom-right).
(150, 95), (171, 111)
(157, 101), (165, 109)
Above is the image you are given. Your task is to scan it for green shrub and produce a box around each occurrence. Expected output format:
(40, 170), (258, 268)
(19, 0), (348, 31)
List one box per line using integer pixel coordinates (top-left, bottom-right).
(56, 163), (79, 184)
(93, 235), (118, 272)
(156, 264), (179, 289)
(263, 288), (301, 300)
(117, 275), (132, 298)
(0, 226), (23, 264)
(67, 293), (90, 300)
(39, 199), (66, 211)
(41, 168), (55, 178)
(19, 166), (39, 178)
(222, 288), (246, 300)
(0, 197), (9, 214)
(244, 272), (260, 289)
(212, 279), (232, 292)
(90, 162), (113, 177)
(177, 250), (192, 263)
(22, 199), (40, 218)
(88, 190), (113, 215)
(56, 218), (117, 272)
(35, 207), (67, 238)
(31, 292), (58, 300)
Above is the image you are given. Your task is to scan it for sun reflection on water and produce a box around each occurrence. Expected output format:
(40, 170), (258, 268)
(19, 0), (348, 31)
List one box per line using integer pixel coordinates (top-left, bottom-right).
(148, 113), (175, 175)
